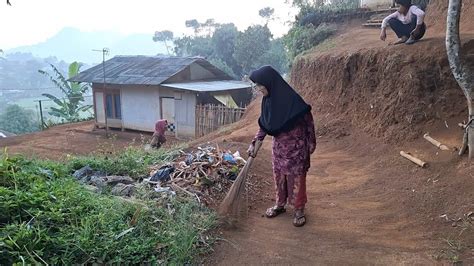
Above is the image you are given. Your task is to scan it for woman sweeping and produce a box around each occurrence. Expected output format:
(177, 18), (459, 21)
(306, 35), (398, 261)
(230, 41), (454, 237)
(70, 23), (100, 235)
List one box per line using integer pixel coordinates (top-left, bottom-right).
(247, 66), (316, 227)
(380, 0), (426, 45)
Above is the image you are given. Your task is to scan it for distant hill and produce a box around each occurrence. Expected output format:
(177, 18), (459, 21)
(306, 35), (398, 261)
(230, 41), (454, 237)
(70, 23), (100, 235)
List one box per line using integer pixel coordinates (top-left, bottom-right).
(6, 27), (169, 64)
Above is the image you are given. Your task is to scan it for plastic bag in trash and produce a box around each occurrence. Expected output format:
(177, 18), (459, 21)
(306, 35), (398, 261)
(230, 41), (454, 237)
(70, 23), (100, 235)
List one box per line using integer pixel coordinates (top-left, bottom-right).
(232, 151), (247, 164)
(154, 185), (176, 196)
(208, 156), (215, 163)
(226, 165), (240, 180)
(222, 153), (236, 164)
(150, 165), (175, 182)
(154, 186), (171, 193)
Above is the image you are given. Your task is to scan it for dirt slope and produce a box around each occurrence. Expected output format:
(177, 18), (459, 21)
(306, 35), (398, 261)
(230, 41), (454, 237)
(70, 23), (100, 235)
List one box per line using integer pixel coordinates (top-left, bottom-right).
(0, 122), (174, 160)
(293, 36), (474, 144)
(425, 0), (474, 35)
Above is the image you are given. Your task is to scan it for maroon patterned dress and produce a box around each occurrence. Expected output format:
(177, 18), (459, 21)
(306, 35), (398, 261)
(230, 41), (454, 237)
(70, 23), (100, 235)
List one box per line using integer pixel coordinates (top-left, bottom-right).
(253, 112), (316, 210)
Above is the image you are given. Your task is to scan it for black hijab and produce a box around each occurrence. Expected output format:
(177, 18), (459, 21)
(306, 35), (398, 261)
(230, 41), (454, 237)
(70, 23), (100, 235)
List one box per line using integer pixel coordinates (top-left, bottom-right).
(249, 65), (311, 136)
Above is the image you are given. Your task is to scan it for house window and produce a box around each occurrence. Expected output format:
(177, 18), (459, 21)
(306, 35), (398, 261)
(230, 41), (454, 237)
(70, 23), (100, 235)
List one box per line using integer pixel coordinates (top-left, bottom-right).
(105, 93), (121, 119)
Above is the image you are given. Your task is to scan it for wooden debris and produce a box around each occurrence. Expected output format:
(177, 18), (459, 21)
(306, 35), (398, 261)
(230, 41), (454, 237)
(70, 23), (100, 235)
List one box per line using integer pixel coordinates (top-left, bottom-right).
(400, 151), (427, 168)
(148, 144), (247, 204)
(423, 133), (450, 151)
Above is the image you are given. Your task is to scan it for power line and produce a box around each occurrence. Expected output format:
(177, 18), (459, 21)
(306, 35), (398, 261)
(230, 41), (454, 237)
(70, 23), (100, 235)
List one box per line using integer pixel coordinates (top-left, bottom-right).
(33, 95), (93, 100)
(0, 87), (61, 91)
(0, 86), (92, 91)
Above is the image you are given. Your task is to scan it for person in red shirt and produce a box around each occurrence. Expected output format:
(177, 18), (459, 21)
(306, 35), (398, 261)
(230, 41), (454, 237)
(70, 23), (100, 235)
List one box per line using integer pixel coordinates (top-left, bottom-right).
(150, 119), (168, 149)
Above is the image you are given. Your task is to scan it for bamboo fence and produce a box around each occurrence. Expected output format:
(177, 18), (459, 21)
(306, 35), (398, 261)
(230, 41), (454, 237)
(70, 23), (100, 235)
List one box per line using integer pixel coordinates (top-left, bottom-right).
(195, 104), (246, 137)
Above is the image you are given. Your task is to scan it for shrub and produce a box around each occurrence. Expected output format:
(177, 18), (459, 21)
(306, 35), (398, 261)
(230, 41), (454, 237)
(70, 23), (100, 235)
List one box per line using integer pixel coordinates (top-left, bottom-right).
(285, 23), (337, 61)
(297, 0), (361, 27)
(0, 105), (39, 135)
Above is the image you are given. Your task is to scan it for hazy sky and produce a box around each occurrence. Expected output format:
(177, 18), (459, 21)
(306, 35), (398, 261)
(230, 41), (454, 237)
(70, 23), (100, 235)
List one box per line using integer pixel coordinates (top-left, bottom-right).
(0, 0), (296, 49)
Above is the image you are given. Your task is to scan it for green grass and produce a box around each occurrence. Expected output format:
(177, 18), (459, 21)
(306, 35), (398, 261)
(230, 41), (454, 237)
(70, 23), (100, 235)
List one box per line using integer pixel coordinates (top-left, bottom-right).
(67, 145), (180, 179)
(66, 135), (185, 179)
(435, 217), (473, 263)
(436, 237), (463, 263)
(0, 149), (217, 264)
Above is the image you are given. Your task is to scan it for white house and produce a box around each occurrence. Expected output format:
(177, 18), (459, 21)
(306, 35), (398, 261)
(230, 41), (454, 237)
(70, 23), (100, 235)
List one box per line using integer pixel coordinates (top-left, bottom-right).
(70, 56), (252, 138)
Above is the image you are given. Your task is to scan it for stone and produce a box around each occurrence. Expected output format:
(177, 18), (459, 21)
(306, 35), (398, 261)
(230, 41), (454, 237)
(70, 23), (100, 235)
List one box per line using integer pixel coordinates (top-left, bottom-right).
(89, 176), (106, 188)
(111, 183), (135, 197)
(73, 166), (94, 180)
(103, 176), (135, 186)
(79, 175), (92, 184)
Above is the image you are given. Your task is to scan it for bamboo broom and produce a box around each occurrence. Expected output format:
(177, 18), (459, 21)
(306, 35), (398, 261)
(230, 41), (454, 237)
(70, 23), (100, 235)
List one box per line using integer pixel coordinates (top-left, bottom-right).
(218, 140), (263, 222)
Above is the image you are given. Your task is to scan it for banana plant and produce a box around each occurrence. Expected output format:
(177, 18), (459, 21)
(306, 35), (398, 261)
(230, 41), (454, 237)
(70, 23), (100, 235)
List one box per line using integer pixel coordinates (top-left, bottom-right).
(38, 62), (92, 122)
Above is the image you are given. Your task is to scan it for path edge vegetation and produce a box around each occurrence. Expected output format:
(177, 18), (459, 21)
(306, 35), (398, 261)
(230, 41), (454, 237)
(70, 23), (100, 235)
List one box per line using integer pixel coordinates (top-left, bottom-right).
(0, 145), (218, 264)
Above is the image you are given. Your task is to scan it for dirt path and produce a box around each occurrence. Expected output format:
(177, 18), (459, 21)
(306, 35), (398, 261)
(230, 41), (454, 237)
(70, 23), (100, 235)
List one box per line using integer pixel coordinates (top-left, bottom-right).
(0, 121), (180, 160)
(209, 139), (438, 265)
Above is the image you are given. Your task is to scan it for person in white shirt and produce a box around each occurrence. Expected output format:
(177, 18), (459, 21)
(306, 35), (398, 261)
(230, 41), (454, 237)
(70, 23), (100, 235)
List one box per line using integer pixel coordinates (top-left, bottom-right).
(380, 0), (426, 45)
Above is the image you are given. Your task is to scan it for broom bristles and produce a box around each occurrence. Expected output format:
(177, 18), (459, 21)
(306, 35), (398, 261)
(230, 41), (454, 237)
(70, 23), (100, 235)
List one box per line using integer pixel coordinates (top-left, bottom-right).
(218, 140), (262, 223)
(218, 157), (252, 218)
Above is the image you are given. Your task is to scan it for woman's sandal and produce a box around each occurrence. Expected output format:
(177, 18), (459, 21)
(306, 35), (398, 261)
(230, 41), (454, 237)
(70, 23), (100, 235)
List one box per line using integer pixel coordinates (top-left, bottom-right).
(265, 206), (286, 218)
(293, 212), (306, 227)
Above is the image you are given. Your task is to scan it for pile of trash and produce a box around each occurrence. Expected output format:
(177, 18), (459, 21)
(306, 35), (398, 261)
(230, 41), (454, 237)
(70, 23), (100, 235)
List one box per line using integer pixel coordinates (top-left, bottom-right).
(146, 145), (247, 204)
(72, 144), (249, 205)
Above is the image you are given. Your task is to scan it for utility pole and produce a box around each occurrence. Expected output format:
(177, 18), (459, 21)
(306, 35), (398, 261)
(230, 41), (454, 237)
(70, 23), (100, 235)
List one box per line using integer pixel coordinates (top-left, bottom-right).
(38, 100), (45, 130)
(93, 48), (110, 137)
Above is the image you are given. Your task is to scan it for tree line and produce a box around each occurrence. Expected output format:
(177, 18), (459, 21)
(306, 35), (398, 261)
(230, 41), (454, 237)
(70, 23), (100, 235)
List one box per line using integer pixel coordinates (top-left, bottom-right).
(153, 8), (289, 78)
